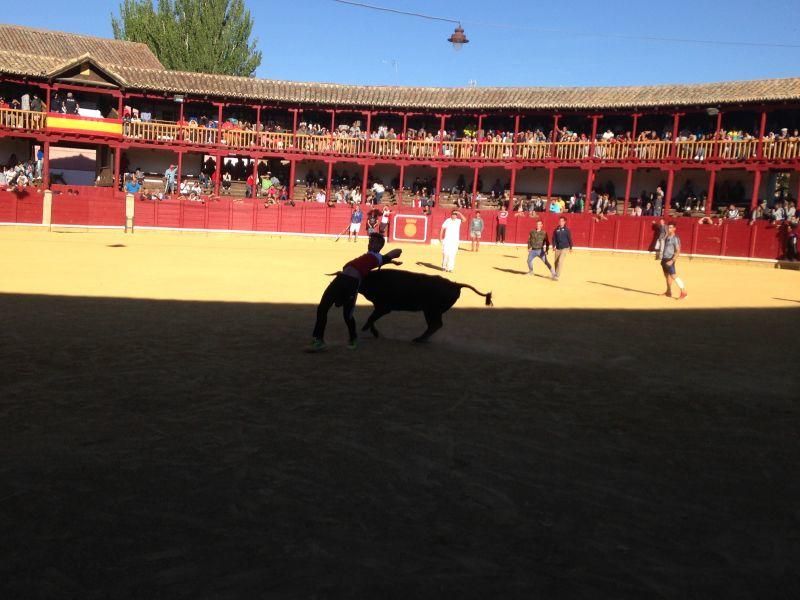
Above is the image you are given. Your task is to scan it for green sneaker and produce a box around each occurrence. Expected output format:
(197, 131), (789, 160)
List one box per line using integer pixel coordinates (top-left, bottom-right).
(305, 338), (328, 353)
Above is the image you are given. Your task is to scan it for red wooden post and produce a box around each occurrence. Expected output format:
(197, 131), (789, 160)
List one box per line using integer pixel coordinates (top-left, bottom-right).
(438, 114), (447, 156)
(213, 154), (222, 197)
(176, 150), (183, 193)
(795, 169), (800, 203)
(664, 169), (675, 214)
(401, 112), (409, 157)
(292, 109), (299, 134)
(670, 113), (681, 158)
(288, 159), (296, 203)
(512, 114), (520, 157)
(42, 140), (50, 189)
(631, 113), (640, 139)
(508, 167), (518, 208)
(712, 111), (724, 159)
(329, 109), (336, 152)
(706, 169), (716, 215)
(365, 112), (373, 154)
(550, 114), (561, 160)
(179, 100), (184, 125)
(361, 163), (369, 203)
(546, 167), (555, 198)
(757, 110), (767, 159)
(623, 168), (634, 215)
(397, 163), (405, 205)
(584, 169), (594, 213)
(326, 161), (333, 204)
(589, 115), (600, 158)
(472, 167), (480, 202)
(216, 103), (223, 145)
(751, 169), (762, 210)
(253, 158), (260, 199)
(256, 105), (261, 130)
(435, 166), (442, 205)
(113, 145), (122, 191)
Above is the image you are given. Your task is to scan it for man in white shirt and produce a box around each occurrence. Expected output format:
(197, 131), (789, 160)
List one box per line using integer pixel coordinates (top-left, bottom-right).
(439, 210), (466, 272)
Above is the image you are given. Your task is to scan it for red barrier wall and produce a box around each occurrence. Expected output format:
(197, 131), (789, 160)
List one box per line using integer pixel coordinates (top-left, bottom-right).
(2, 189), (790, 261)
(0, 189), (44, 224)
(50, 186), (125, 226)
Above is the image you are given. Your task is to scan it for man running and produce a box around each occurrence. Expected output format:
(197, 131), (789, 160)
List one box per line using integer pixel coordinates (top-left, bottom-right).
(348, 205), (363, 242)
(469, 211), (484, 252)
(309, 233), (402, 352)
(527, 220), (556, 279)
(661, 222), (688, 299)
(440, 210), (466, 272)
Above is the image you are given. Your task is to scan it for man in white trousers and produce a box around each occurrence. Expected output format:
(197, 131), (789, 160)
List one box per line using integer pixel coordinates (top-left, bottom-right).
(439, 210), (466, 272)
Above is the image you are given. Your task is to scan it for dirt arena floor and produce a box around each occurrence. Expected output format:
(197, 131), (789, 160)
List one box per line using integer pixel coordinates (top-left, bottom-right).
(1, 227), (798, 599)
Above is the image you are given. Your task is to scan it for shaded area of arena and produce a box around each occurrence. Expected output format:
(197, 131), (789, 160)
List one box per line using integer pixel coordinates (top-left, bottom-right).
(1, 294), (798, 599)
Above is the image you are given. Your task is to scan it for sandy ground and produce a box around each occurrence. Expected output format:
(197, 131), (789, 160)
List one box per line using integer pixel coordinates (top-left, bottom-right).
(1, 228), (798, 599)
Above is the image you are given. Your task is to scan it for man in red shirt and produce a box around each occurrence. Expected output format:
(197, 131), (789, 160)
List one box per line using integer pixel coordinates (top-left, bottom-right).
(246, 173), (255, 198)
(308, 233), (402, 352)
(496, 207), (509, 243)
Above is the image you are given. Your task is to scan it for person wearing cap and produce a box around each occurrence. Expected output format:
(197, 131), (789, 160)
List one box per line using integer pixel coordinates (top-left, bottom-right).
(163, 164), (178, 195)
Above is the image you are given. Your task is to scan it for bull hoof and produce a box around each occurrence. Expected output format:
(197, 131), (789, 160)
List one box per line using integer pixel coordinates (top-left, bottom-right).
(370, 327), (380, 339)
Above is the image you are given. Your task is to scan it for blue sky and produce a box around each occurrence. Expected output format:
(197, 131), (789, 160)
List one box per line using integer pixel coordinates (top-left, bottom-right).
(7, 0), (800, 87)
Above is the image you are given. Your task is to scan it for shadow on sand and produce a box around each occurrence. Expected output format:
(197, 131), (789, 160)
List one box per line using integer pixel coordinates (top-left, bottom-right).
(588, 280), (664, 297)
(1, 292), (797, 599)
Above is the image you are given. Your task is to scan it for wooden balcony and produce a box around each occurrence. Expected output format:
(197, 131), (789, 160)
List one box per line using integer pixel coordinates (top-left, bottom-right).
(0, 107), (46, 132)
(2, 109), (798, 166)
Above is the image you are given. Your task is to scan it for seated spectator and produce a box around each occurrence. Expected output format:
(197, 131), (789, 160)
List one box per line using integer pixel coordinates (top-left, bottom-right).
(124, 176), (141, 194)
(725, 204), (741, 219)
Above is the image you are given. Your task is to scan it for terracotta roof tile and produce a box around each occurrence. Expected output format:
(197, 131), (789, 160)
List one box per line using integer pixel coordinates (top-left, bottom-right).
(1, 24), (799, 111)
(0, 23), (163, 70)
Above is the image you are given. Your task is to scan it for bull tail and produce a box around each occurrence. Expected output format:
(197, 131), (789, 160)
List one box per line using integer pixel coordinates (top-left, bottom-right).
(459, 283), (493, 307)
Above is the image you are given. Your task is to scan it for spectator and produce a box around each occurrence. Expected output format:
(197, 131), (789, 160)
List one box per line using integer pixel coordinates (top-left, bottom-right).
(654, 218), (667, 260)
(379, 206), (391, 237)
(124, 176), (141, 195)
(222, 171), (232, 194)
(63, 92), (79, 115)
(496, 205), (509, 243)
(469, 211), (484, 252)
(440, 210), (466, 273)
(163, 164), (178, 195)
(725, 204), (741, 219)
(786, 223), (798, 261)
(654, 186), (664, 216)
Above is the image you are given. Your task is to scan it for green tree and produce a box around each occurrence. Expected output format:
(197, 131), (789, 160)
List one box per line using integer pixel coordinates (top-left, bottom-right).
(112, 0), (262, 77)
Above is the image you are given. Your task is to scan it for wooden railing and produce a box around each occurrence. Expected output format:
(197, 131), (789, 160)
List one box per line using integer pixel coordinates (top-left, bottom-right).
(335, 136), (368, 155)
(0, 107), (45, 131)
(407, 140), (440, 158)
(2, 108), (797, 164)
(763, 138), (800, 160)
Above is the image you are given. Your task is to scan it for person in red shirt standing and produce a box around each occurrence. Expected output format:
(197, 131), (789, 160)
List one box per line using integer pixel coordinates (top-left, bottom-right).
(496, 206), (509, 243)
(308, 233), (402, 352)
(246, 173), (255, 198)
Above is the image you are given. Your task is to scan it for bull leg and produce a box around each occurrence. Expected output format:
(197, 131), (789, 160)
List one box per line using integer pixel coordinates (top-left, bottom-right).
(361, 304), (392, 338)
(413, 310), (443, 343)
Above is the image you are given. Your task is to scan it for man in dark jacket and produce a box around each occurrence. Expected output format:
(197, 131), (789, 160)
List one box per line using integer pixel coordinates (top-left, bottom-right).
(552, 216), (573, 280)
(526, 220), (556, 279)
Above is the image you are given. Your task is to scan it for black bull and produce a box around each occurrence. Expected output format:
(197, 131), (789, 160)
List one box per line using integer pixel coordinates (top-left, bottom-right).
(357, 270), (493, 342)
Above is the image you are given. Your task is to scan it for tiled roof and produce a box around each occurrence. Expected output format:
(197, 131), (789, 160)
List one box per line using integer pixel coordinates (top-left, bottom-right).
(0, 23), (163, 70)
(109, 65), (800, 111)
(1, 23), (799, 111)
